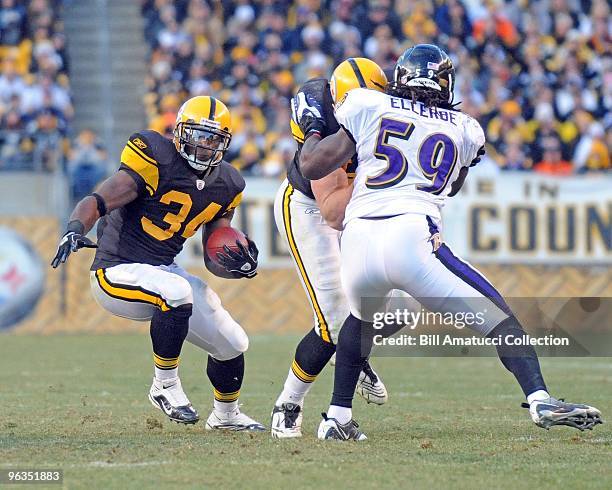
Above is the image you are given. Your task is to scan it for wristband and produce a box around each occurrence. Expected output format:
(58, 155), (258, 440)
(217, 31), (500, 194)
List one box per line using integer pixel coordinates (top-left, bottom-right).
(304, 130), (322, 141)
(66, 220), (85, 235)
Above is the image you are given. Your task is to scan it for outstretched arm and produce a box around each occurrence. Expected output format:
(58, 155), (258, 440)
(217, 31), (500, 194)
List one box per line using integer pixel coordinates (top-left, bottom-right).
(299, 129), (356, 180)
(51, 170), (140, 268)
(68, 170), (140, 234)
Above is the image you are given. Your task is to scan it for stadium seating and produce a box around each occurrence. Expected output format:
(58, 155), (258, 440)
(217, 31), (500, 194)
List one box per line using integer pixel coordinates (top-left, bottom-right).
(140, 0), (609, 175)
(0, 0), (72, 171)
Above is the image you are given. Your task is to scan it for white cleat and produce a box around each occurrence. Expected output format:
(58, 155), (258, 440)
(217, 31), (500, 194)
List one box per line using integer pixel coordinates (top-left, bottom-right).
(524, 397), (603, 431)
(317, 413), (367, 441)
(205, 407), (266, 432)
(148, 377), (199, 424)
(356, 361), (388, 405)
(271, 402), (303, 439)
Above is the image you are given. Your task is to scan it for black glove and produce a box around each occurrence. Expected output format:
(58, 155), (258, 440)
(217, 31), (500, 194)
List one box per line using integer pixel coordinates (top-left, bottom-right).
(291, 80), (328, 139)
(216, 237), (258, 279)
(470, 146), (485, 167)
(51, 221), (97, 268)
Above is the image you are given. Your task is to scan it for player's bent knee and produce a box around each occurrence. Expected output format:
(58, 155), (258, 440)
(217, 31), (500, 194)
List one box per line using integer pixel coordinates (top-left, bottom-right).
(216, 323), (249, 361)
(161, 276), (193, 308)
(231, 326), (249, 354)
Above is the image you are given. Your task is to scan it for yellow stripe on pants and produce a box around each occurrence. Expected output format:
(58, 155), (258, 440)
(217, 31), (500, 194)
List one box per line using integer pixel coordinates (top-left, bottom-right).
(95, 269), (170, 311)
(282, 184), (332, 343)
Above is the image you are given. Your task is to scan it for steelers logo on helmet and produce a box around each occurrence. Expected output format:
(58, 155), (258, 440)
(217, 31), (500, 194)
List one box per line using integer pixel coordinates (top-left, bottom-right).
(173, 96), (232, 174)
(330, 57), (387, 106)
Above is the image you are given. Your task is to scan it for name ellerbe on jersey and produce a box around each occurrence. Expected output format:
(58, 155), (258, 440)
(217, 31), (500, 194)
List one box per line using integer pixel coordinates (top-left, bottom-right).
(389, 97), (458, 126)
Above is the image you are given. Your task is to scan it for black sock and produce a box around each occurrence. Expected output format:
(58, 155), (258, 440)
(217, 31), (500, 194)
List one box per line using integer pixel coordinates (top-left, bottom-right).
(291, 328), (337, 383)
(330, 314), (374, 408)
(151, 304), (192, 372)
(487, 316), (547, 397)
(207, 354), (244, 404)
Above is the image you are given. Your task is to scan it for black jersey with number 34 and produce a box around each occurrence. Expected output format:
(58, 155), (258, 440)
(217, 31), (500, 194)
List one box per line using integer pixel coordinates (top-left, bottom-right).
(91, 130), (244, 270)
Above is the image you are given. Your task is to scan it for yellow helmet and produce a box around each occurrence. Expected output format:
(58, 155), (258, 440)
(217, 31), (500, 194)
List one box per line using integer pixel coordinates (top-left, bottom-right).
(330, 57), (387, 105)
(173, 96), (232, 173)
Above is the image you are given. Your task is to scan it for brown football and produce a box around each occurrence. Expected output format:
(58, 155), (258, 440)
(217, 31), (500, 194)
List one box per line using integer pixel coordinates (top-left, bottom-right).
(205, 226), (248, 278)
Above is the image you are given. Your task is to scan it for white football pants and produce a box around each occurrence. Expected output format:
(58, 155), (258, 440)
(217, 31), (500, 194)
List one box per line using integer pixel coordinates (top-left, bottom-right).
(90, 262), (248, 360)
(274, 179), (348, 343)
(341, 213), (510, 335)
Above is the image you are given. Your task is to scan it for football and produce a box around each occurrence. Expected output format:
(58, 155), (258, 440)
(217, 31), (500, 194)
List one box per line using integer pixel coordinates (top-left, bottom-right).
(205, 226), (249, 278)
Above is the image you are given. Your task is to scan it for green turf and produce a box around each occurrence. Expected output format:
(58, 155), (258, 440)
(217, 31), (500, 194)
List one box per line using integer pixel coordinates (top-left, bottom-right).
(1, 334), (610, 489)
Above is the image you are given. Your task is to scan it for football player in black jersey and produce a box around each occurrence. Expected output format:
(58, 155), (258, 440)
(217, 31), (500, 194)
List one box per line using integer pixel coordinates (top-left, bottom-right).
(270, 59), (392, 438)
(52, 96), (265, 431)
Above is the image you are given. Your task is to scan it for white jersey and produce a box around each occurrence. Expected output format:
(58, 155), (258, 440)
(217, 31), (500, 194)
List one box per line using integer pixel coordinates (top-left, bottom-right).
(335, 88), (485, 225)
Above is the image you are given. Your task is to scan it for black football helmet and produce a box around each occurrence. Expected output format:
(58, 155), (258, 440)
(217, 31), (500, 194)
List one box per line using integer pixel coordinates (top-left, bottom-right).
(387, 44), (456, 108)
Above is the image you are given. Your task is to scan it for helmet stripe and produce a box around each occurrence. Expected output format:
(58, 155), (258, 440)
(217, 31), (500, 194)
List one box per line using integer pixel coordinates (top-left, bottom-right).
(209, 96), (216, 121)
(348, 58), (367, 88)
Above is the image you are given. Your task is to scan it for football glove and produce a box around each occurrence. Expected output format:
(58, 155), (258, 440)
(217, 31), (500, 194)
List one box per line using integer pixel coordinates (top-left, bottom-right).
(51, 230), (97, 268)
(216, 238), (258, 279)
(291, 90), (327, 140)
(470, 146), (485, 167)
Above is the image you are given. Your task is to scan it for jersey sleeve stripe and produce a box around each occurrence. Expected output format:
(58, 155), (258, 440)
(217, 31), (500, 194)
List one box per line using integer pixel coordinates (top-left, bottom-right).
(282, 184), (332, 344)
(225, 192), (242, 213)
(120, 144), (159, 195)
(126, 141), (158, 166)
(290, 119), (305, 144)
(348, 58), (367, 88)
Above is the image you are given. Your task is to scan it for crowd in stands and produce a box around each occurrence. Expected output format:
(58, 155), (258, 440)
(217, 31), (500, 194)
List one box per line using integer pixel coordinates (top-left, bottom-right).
(0, 0), (72, 170)
(0, 0), (107, 200)
(1, 1), (609, 182)
(141, 0), (610, 176)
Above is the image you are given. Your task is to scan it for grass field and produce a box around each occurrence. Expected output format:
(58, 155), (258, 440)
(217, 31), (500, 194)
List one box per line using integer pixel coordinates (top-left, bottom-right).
(1, 334), (611, 489)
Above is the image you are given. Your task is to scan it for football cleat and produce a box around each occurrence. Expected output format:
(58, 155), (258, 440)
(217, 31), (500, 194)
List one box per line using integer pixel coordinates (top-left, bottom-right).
(356, 361), (388, 405)
(148, 377), (199, 424)
(205, 407), (266, 432)
(271, 402), (303, 439)
(317, 413), (367, 441)
(523, 397), (603, 431)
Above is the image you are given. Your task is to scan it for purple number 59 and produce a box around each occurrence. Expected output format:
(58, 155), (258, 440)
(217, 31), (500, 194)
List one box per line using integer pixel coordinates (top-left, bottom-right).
(366, 118), (458, 194)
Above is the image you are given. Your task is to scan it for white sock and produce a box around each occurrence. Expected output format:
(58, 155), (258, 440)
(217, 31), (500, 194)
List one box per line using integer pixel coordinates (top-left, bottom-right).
(214, 399), (238, 413)
(328, 405), (352, 425)
(527, 390), (550, 404)
(155, 367), (178, 382)
(275, 368), (313, 407)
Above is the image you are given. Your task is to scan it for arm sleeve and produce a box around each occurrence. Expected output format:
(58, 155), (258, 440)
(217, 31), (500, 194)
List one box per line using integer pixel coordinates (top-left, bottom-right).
(119, 132), (160, 196)
(460, 116), (486, 168)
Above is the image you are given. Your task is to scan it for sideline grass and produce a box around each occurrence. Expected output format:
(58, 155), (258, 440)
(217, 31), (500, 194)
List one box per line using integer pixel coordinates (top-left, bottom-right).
(1, 334), (610, 489)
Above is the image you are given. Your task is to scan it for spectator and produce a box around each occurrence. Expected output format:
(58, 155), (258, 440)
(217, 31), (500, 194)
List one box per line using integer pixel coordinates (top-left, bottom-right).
(534, 136), (573, 175)
(67, 129), (108, 201)
(0, 0), (27, 46)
